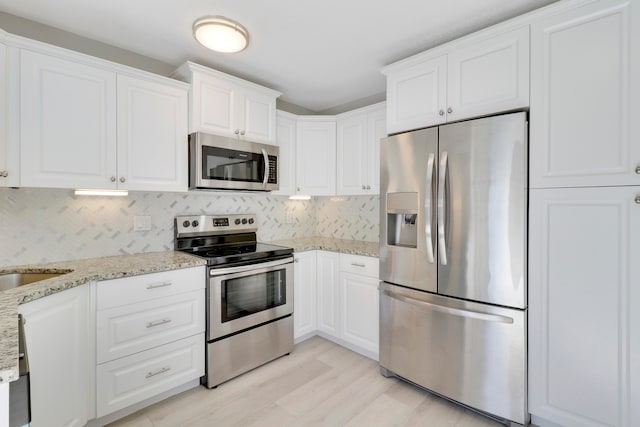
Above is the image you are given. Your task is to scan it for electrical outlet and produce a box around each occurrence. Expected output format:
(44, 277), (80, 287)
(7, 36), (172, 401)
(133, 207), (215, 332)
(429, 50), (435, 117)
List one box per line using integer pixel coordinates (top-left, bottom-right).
(285, 212), (295, 224)
(134, 215), (152, 231)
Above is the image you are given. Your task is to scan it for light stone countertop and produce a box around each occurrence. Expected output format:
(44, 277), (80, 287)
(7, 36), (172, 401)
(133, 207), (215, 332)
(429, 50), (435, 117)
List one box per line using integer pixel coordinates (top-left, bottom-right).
(0, 251), (206, 384)
(268, 236), (379, 258)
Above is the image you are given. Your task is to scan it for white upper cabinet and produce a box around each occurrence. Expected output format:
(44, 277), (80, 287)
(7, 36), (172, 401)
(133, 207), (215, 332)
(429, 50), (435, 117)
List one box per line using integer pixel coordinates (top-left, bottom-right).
(173, 62), (280, 144)
(273, 110), (297, 196)
(116, 75), (188, 192)
(337, 103), (386, 195)
(384, 26), (529, 134)
(0, 40), (18, 187)
(20, 49), (117, 189)
(529, 186), (639, 427)
(295, 118), (337, 196)
(530, 0), (639, 188)
(18, 43), (189, 191)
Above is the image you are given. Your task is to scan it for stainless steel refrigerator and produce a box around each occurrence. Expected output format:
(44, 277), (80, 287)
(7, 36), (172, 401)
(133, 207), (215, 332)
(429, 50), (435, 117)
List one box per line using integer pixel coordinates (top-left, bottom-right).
(379, 112), (528, 426)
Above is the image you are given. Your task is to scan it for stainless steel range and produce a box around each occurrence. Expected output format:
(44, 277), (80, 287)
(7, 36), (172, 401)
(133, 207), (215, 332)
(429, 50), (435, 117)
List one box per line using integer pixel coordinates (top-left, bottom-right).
(174, 214), (294, 388)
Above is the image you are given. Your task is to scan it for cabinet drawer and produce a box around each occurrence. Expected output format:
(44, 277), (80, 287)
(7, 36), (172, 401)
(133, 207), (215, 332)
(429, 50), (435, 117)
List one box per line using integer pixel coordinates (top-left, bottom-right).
(97, 289), (204, 363)
(97, 266), (205, 310)
(96, 333), (204, 417)
(339, 254), (379, 277)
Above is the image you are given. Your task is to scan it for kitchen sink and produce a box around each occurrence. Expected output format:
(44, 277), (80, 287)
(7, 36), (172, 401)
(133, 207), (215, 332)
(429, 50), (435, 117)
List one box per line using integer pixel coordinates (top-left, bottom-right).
(0, 272), (69, 292)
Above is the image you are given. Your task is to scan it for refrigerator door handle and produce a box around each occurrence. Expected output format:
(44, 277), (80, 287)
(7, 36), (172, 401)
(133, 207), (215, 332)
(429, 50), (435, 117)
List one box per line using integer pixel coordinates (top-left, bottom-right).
(382, 289), (514, 324)
(438, 151), (448, 265)
(425, 152), (436, 263)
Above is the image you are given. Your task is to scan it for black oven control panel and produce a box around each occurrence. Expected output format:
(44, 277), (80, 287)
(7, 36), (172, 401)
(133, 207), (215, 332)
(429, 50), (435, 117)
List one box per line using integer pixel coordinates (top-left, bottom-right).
(175, 214), (257, 236)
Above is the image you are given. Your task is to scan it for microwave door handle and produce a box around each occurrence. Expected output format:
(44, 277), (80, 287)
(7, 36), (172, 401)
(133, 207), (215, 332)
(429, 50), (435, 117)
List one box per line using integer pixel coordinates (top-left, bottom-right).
(261, 149), (269, 187)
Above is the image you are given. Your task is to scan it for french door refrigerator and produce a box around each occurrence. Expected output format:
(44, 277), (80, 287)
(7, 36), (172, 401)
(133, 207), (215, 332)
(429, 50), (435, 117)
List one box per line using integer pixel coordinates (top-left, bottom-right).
(379, 112), (528, 426)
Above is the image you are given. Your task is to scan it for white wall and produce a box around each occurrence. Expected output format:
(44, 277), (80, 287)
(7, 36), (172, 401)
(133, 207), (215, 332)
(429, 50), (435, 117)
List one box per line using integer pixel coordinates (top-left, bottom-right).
(0, 188), (379, 266)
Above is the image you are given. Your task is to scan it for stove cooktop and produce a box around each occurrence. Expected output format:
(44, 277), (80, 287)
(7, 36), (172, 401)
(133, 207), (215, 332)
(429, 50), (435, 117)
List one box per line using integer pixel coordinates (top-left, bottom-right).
(182, 242), (293, 267)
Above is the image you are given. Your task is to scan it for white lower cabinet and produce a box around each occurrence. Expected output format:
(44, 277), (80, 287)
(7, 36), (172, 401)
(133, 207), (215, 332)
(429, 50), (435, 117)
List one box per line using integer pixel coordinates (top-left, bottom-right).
(529, 186), (640, 427)
(301, 250), (380, 359)
(293, 251), (317, 340)
(18, 284), (91, 427)
(96, 334), (204, 417)
(95, 266), (205, 419)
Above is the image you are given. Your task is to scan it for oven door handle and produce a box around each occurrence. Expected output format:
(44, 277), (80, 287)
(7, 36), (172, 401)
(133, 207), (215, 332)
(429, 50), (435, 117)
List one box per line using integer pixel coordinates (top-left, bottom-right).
(209, 257), (293, 277)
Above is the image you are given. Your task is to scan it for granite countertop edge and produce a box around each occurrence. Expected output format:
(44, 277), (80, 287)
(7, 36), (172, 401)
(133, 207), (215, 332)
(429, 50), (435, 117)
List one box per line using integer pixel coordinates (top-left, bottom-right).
(0, 251), (206, 384)
(268, 236), (380, 258)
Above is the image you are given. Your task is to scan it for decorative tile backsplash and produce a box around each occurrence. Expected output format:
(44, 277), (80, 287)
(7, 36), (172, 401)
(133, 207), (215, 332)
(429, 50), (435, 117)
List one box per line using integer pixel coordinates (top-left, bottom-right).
(0, 188), (379, 266)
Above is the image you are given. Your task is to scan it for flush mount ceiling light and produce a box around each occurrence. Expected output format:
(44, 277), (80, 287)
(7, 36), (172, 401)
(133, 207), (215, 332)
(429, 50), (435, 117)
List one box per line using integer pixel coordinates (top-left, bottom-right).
(193, 16), (249, 53)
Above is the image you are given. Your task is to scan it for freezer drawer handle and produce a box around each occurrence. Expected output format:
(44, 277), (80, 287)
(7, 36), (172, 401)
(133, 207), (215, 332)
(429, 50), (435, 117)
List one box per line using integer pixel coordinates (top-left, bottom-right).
(437, 151), (449, 265)
(425, 152), (436, 263)
(383, 290), (514, 324)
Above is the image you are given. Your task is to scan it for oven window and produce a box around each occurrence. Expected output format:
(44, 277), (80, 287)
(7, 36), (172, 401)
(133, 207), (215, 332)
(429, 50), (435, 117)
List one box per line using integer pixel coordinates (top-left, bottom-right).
(221, 269), (286, 322)
(202, 146), (265, 183)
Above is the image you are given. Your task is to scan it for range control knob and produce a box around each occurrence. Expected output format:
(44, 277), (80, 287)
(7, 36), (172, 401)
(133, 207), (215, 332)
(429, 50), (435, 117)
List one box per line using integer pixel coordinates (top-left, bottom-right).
(248, 218), (254, 224)
(242, 218), (248, 225)
(235, 218), (241, 225)
(191, 220), (199, 227)
(182, 220), (190, 227)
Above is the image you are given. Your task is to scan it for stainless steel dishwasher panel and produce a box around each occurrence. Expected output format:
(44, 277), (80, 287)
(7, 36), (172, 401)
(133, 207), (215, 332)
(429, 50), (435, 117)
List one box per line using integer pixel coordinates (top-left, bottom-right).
(379, 282), (527, 425)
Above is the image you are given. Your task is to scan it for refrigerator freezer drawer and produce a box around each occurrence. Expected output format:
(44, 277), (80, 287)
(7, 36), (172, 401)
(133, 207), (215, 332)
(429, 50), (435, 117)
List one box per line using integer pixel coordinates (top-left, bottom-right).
(379, 282), (527, 424)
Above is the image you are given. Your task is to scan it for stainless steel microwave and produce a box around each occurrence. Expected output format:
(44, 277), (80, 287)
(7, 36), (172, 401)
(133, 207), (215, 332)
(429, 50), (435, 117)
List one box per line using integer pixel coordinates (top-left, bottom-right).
(188, 132), (279, 191)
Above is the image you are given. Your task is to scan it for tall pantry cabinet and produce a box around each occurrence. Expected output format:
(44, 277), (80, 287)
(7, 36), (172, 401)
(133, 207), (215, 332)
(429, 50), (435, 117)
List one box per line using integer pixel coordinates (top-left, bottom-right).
(528, 1), (640, 426)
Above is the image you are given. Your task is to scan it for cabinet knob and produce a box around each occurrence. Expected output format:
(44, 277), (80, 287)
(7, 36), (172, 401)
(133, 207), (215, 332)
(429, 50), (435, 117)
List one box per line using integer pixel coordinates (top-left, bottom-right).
(234, 129), (240, 135)
(366, 185), (371, 190)
(297, 187), (300, 191)
(439, 110), (444, 116)
(362, 185), (366, 190)
(240, 130), (246, 136)
(0, 171), (8, 178)
(447, 107), (453, 114)
(635, 166), (640, 174)
(120, 177), (126, 183)
(110, 176), (116, 182)
(635, 196), (640, 204)
(294, 258), (299, 263)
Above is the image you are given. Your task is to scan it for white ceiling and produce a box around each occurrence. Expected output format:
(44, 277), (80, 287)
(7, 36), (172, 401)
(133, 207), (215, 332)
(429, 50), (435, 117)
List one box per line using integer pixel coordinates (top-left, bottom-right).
(0, 0), (557, 112)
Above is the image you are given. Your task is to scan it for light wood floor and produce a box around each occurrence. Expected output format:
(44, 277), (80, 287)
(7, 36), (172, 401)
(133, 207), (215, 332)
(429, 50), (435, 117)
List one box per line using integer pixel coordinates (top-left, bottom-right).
(108, 336), (505, 427)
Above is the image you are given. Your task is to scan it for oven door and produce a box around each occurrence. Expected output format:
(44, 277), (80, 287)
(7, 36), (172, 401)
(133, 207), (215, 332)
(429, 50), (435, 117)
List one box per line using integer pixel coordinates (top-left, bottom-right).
(209, 258), (293, 340)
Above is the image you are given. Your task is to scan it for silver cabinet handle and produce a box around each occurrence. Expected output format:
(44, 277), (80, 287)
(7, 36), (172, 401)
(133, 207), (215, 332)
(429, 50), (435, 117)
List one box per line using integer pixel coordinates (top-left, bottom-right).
(437, 151), (448, 266)
(145, 366), (171, 379)
(261, 148), (269, 186)
(362, 185), (366, 190)
(240, 130), (246, 136)
(351, 262), (366, 267)
(439, 110), (444, 116)
(366, 185), (371, 190)
(296, 187), (300, 191)
(635, 196), (640, 204)
(120, 177), (126, 183)
(110, 176), (116, 182)
(636, 166), (640, 174)
(382, 290), (514, 324)
(146, 318), (172, 328)
(146, 281), (172, 289)
(425, 152), (436, 263)
(234, 129), (240, 135)
(447, 107), (453, 114)
(294, 258), (299, 263)
(0, 171), (8, 178)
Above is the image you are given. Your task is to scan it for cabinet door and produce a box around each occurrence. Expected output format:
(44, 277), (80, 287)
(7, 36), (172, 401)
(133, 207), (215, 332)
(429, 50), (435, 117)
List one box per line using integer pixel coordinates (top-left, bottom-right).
(447, 26), (529, 122)
(386, 55), (446, 134)
(239, 89), (276, 143)
(20, 50), (117, 189)
(117, 75), (188, 192)
(530, 0), (639, 188)
(295, 119), (336, 195)
(366, 106), (386, 194)
(0, 42), (7, 187)
(336, 114), (367, 195)
(191, 71), (237, 137)
(316, 251), (340, 337)
(529, 186), (639, 426)
(293, 251), (317, 340)
(340, 272), (379, 356)
(272, 111), (296, 195)
(19, 284), (91, 427)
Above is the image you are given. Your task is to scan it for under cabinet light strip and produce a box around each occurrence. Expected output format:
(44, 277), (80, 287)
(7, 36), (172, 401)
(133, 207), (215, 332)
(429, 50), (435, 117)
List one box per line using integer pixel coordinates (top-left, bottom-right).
(74, 189), (129, 197)
(288, 195), (311, 200)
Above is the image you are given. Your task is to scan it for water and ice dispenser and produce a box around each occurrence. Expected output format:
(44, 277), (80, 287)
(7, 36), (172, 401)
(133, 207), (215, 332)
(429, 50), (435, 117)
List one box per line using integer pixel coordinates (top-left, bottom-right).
(386, 192), (418, 248)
